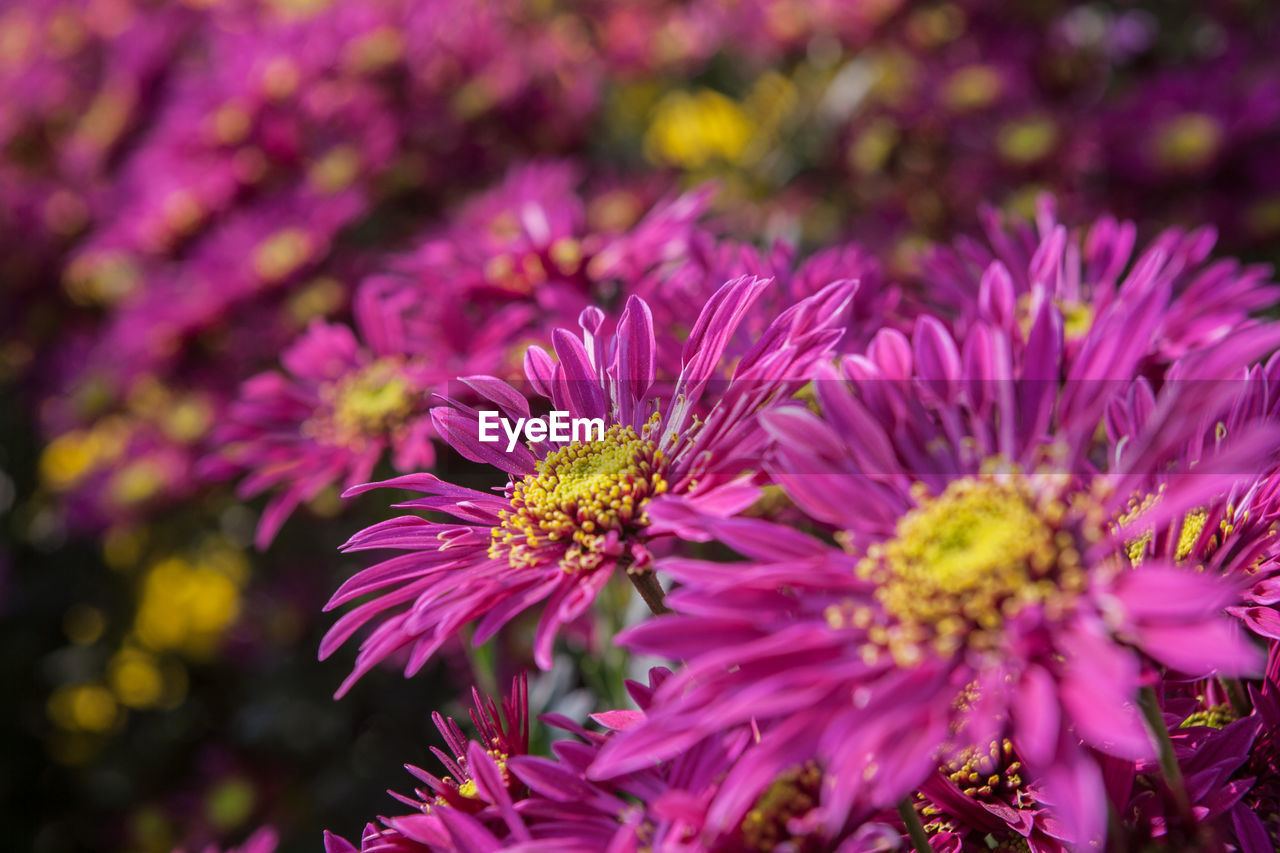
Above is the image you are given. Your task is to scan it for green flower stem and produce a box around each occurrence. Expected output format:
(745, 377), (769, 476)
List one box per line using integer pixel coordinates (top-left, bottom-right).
(1138, 686), (1195, 829)
(1220, 677), (1251, 718)
(897, 798), (933, 853)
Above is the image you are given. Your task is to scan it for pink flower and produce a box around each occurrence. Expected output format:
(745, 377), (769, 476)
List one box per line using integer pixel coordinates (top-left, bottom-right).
(209, 287), (440, 548)
(321, 276), (855, 695)
(601, 304), (1280, 849)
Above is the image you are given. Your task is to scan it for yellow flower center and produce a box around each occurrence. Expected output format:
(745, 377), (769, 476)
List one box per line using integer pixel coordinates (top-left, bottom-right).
(1059, 299), (1094, 340)
(490, 424), (667, 573)
(432, 746), (511, 809)
(1176, 509), (1208, 561)
(253, 227), (313, 283)
(1180, 703), (1234, 730)
(739, 763), (822, 852)
(945, 738), (1030, 804)
(264, 0), (333, 20)
(941, 64), (1002, 112)
(324, 360), (414, 444)
(998, 116), (1057, 165)
(1017, 294), (1093, 341)
(857, 476), (1083, 662)
(40, 419), (131, 490)
(1154, 112), (1223, 171)
(1120, 489), (1219, 566)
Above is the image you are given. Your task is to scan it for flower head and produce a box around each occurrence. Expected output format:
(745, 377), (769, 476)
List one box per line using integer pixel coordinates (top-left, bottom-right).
(1123, 682), (1275, 851)
(601, 301), (1280, 848)
(921, 196), (1278, 368)
(208, 286), (439, 548)
(509, 669), (902, 853)
(324, 674), (529, 852)
(321, 274), (855, 695)
(611, 196), (901, 376)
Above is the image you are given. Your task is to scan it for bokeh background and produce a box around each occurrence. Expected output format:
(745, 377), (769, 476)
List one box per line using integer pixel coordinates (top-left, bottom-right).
(3, 1), (1279, 851)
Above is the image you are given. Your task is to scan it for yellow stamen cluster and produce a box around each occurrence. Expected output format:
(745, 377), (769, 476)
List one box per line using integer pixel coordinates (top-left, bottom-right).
(1121, 490), (1224, 566)
(1179, 703), (1234, 730)
(1176, 509), (1209, 561)
(997, 116), (1058, 165)
(1060, 299), (1094, 340)
(918, 806), (961, 843)
(739, 762), (822, 852)
(1016, 293), (1094, 341)
(945, 739), (1029, 804)
(40, 418), (131, 491)
(482, 238), (583, 293)
(857, 476), (1084, 663)
(433, 745), (511, 809)
(1154, 112), (1223, 171)
(1118, 490), (1162, 565)
(308, 359), (414, 447)
(941, 64), (1002, 112)
(919, 738), (1034, 848)
(490, 424), (667, 573)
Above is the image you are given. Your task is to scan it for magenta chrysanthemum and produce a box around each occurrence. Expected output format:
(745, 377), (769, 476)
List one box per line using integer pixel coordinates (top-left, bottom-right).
(323, 668), (906, 852)
(320, 274), (856, 694)
(921, 196), (1278, 368)
(600, 300), (1280, 848)
(209, 287), (440, 548)
(323, 674), (529, 852)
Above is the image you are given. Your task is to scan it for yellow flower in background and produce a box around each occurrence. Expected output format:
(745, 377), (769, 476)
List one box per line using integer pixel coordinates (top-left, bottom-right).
(39, 381), (213, 502)
(63, 603), (107, 645)
(1245, 197), (1280, 238)
(1152, 112), (1223, 173)
(643, 72), (802, 175)
(264, 0), (333, 21)
(134, 539), (249, 658)
(253, 227), (314, 283)
(108, 457), (170, 508)
(941, 63), (1003, 112)
(127, 378), (214, 443)
(645, 88), (755, 170)
(63, 250), (140, 305)
(206, 777), (257, 831)
(39, 418), (131, 491)
(848, 117), (900, 175)
(108, 646), (166, 709)
(285, 276), (346, 327)
(866, 48), (919, 107)
(998, 116), (1058, 165)
(308, 145), (363, 194)
(47, 683), (120, 733)
(905, 3), (966, 48)
(103, 525), (148, 570)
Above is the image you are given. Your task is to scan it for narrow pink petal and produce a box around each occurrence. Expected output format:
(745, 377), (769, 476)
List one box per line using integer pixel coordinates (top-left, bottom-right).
(590, 710), (645, 731)
(615, 295), (655, 404)
(431, 407), (537, 474)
